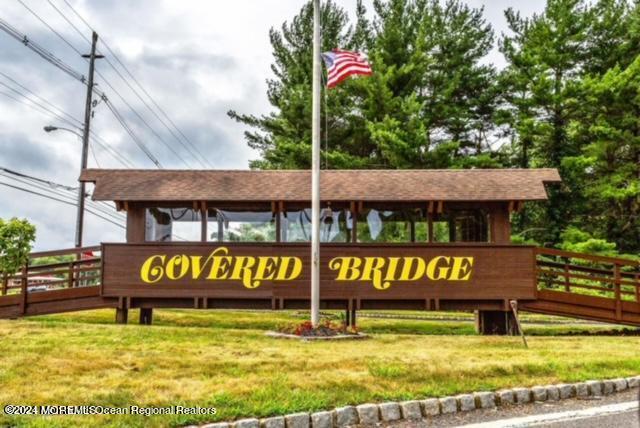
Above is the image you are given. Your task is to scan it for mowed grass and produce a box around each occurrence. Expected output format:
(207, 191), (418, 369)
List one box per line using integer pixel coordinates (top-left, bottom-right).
(0, 310), (639, 428)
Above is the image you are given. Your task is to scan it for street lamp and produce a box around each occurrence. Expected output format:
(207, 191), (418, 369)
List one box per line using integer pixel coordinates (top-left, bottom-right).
(43, 126), (82, 137)
(43, 124), (87, 249)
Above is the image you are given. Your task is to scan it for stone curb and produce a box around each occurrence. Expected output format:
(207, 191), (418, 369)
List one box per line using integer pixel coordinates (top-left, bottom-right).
(194, 375), (640, 428)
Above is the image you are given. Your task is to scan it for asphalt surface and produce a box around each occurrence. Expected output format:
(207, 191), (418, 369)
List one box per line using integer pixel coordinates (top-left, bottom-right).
(377, 389), (640, 428)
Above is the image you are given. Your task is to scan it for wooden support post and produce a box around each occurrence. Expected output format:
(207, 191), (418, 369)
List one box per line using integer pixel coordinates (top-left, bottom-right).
(509, 300), (528, 348)
(564, 264), (570, 292)
(1, 274), (7, 296)
(350, 201), (357, 243)
(350, 306), (357, 328)
(116, 296), (128, 324)
(20, 263), (28, 315)
(614, 264), (622, 321)
(115, 308), (128, 324)
(410, 219), (416, 242)
(139, 308), (153, 325)
(200, 202), (207, 242)
(279, 201), (287, 243)
(274, 201), (281, 243)
(68, 262), (74, 288)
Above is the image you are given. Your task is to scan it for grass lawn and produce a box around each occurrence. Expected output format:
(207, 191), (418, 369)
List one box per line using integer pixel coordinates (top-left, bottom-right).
(1, 309), (639, 428)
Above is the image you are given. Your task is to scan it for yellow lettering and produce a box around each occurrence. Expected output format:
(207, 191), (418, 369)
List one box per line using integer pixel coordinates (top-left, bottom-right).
(251, 256), (278, 287)
(328, 257), (362, 281)
(165, 255), (189, 280)
(206, 247), (232, 280)
(361, 257), (389, 290)
(449, 257), (474, 281)
(426, 256), (451, 280)
(140, 255), (166, 284)
(384, 257), (401, 282)
(276, 257), (303, 280)
(230, 256), (257, 288)
(399, 257), (426, 281)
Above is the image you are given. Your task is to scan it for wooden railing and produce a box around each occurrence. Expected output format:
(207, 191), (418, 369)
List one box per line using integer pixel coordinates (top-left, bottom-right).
(534, 247), (640, 322)
(1, 246), (102, 297)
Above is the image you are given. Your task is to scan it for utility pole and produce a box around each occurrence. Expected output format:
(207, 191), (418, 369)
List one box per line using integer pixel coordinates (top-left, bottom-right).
(310, 0), (321, 326)
(76, 31), (103, 248)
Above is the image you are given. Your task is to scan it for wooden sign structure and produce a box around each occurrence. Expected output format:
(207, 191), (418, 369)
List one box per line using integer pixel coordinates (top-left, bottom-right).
(102, 243), (536, 307)
(79, 168), (562, 333)
(6, 168), (638, 332)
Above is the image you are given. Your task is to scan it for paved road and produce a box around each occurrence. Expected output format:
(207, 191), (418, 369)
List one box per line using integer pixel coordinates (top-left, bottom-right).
(378, 389), (640, 428)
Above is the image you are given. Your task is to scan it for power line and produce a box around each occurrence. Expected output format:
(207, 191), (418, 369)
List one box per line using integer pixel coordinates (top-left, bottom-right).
(0, 167), (126, 223)
(0, 173), (124, 223)
(0, 78), (135, 168)
(47, 0), (203, 169)
(94, 70), (192, 167)
(57, 0), (213, 168)
(0, 16), (162, 168)
(0, 18), (85, 82)
(0, 182), (125, 229)
(103, 97), (163, 167)
(0, 166), (76, 191)
(19, 0), (191, 168)
(17, 0), (83, 56)
(0, 70), (82, 127)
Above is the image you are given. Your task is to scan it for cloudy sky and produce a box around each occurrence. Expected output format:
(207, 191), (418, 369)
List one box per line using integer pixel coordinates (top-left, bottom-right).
(0, 0), (545, 251)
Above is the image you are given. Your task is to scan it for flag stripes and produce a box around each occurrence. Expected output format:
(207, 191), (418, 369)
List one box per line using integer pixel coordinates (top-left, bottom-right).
(321, 49), (372, 88)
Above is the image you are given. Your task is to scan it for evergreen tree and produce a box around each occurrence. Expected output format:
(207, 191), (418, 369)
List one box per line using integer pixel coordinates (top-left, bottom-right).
(500, 0), (590, 244)
(566, 56), (640, 252)
(230, 0), (501, 170)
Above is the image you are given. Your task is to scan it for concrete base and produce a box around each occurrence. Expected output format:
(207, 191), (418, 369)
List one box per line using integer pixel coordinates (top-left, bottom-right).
(115, 307), (128, 324)
(475, 310), (519, 335)
(139, 308), (153, 325)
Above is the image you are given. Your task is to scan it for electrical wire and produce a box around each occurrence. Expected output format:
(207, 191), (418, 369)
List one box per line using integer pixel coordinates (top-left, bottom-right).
(0, 16), (162, 168)
(19, 0), (192, 168)
(0, 168), (125, 223)
(16, 0), (84, 56)
(49, 0), (207, 169)
(0, 70), (82, 127)
(0, 81), (135, 168)
(103, 97), (162, 167)
(0, 182), (125, 229)
(0, 170), (125, 222)
(57, 0), (213, 168)
(0, 18), (86, 82)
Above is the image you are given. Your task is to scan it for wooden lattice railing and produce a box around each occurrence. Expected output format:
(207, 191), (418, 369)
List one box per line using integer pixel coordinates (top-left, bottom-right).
(534, 247), (640, 323)
(1, 246), (102, 297)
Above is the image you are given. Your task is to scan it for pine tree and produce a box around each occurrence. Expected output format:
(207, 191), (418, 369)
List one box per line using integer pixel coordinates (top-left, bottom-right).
(230, 0), (501, 170)
(566, 57), (640, 252)
(500, 0), (590, 244)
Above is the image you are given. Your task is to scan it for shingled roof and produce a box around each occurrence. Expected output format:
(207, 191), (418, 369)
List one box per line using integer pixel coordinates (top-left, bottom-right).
(80, 168), (561, 202)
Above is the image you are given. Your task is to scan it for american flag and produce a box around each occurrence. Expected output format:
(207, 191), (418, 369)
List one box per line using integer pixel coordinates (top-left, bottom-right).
(321, 49), (372, 88)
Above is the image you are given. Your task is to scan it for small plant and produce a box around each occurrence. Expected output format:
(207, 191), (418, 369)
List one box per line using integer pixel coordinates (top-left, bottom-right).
(278, 317), (360, 337)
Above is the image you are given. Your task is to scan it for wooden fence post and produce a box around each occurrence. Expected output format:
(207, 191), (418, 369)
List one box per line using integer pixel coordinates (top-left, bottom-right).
(1, 274), (7, 296)
(19, 262), (28, 315)
(614, 264), (622, 321)
(68, 262), (74, 288)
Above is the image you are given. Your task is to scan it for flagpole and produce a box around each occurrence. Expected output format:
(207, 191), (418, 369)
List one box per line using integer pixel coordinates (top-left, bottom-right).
(311, 0), (321, 327)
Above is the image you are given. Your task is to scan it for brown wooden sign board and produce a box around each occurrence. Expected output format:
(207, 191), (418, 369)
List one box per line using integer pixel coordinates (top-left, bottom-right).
(102, 243), (536, 302)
